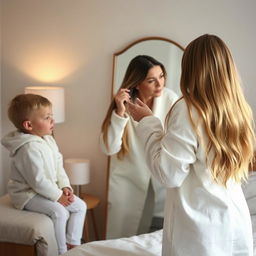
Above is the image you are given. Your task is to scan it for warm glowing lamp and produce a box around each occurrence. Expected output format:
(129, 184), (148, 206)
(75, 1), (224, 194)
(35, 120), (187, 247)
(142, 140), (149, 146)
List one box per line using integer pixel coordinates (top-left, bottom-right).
(24, 86), (65, 123)
(64, 158), (90, 197)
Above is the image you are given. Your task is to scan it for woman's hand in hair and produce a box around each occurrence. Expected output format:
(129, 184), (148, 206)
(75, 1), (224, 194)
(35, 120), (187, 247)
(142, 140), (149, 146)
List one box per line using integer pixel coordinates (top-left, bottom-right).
(127, 98), (153, 122)
(115, 89), (130, 117)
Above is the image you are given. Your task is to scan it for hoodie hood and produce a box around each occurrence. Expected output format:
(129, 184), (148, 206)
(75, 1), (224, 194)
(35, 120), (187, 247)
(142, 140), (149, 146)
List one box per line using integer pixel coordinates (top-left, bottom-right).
(1, 131), (43, 156)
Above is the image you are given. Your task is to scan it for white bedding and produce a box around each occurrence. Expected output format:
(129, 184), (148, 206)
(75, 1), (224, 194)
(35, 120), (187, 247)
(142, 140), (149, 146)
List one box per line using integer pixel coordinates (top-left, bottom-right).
(62, 172), (256, 256)
(62, 230), (162, 256)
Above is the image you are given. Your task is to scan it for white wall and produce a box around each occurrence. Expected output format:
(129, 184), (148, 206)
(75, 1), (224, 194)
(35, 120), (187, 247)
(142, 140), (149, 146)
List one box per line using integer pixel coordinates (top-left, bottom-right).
(1, 0), (256, 238)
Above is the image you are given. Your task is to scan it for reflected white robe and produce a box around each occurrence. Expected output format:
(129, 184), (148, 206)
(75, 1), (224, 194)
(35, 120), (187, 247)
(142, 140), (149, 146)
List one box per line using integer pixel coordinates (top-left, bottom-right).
(136, 98), (253, 256)
(100, 88), (178, 239)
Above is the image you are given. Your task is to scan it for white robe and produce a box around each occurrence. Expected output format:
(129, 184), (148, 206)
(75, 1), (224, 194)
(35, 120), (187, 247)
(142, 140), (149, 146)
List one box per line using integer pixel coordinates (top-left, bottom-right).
(136, 98), (253, 256)
(1, 131), (72, 209)
(100, 88), (178, 239)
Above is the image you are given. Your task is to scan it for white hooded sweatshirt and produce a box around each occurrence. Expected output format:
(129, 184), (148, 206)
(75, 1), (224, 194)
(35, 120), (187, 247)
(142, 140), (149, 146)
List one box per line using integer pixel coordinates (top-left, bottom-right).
(1, 131), (71, 209)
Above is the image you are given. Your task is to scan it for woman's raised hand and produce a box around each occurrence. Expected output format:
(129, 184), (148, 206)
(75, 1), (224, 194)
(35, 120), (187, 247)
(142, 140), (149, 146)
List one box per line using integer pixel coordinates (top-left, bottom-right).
(127, 98), (153, 122)
(114, 88), (130, 117)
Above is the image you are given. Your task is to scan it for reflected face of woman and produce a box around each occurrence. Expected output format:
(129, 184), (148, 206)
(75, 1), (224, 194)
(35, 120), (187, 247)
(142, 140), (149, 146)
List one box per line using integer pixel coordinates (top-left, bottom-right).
(137, 65), (165, 100)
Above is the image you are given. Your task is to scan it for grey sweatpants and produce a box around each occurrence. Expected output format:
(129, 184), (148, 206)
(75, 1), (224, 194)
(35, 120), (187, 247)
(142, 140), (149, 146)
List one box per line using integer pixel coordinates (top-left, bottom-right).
(24, 194), (86, 255)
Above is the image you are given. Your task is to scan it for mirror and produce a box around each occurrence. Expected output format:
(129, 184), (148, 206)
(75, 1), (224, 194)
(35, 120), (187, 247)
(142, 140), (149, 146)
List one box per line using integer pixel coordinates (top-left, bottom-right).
(104, 37), (184, 239)
(112, 37), (184, 97)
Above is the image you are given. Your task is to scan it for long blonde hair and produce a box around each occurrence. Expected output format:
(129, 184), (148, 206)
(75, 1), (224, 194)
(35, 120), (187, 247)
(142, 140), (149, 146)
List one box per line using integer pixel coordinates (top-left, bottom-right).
(101, 55), (167, 159)
(178, 34), (254, 185)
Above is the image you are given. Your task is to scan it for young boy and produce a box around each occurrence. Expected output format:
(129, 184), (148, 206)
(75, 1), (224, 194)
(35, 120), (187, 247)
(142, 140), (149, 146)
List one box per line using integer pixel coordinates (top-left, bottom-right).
(1, 94), (87, 255)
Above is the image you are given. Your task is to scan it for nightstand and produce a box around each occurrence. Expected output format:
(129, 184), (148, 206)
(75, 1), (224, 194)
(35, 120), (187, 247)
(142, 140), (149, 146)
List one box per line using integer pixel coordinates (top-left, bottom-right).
(81, 193), (100, 242)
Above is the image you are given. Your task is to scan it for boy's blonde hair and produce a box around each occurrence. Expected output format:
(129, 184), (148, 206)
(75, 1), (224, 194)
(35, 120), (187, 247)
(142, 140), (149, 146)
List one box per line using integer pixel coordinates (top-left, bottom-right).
(8, 94), (52, 132)
(176, 34), (255, 186)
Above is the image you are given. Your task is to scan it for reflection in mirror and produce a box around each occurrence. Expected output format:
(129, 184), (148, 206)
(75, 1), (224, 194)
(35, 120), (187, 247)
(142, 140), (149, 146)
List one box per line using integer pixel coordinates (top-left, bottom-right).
(103, 37), (184, 239)
(113, 38), (184, 97)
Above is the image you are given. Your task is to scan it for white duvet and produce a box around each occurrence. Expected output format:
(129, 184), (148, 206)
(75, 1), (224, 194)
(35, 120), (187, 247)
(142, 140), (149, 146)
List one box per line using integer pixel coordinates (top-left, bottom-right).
(63, 230), (162, 256)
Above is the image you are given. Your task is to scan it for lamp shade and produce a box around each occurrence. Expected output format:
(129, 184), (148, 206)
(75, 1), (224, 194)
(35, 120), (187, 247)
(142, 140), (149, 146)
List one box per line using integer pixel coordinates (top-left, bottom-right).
(25, 86), (65, 123)
(64, 158), (90, 185)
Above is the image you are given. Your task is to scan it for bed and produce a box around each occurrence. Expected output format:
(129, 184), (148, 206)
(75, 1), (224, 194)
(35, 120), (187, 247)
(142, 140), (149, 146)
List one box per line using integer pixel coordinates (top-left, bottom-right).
(62, 172), (256, 256)
(0, 194), (58, 256)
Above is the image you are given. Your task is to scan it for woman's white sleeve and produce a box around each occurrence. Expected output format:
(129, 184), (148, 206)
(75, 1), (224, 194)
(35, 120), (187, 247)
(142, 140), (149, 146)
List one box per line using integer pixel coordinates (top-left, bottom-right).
(136, 100), (198, 188)
(99, 110), (129, 155)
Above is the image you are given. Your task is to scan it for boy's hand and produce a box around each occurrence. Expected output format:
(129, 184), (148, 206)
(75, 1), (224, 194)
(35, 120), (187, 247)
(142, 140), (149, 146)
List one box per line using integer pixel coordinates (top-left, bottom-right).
(63, 187), (71, 196)
(57, 193), (71, 206)
(62, 187), (75, 203)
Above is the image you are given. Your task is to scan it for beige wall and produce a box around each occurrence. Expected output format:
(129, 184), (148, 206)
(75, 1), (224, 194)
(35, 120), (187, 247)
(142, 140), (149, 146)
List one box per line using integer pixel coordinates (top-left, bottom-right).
(0, 0), (3, 195)
(1, 0), (256, 238)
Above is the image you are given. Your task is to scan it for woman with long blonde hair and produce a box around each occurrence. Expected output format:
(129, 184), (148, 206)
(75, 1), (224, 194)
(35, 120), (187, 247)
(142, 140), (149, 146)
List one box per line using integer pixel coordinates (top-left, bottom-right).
(128, 34), (255, 255)
(100, 55), (178, 238)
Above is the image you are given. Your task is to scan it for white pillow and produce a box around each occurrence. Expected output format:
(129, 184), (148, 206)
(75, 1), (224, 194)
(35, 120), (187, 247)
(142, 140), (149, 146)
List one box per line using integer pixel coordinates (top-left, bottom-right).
(242, 172), (256, 215)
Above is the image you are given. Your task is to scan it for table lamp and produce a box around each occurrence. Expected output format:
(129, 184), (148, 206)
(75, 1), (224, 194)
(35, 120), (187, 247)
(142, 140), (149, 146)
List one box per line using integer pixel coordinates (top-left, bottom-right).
(24, 86), (65, 123)
(64, 158), (90, 197)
